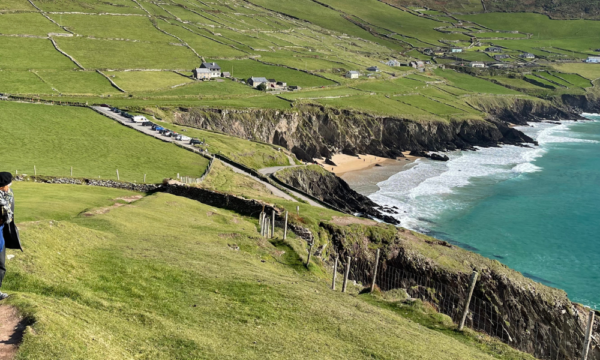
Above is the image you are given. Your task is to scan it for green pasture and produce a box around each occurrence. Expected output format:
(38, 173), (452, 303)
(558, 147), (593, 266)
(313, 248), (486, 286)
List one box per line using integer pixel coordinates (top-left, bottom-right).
(352, 77), (425, 94)
(55, 38), (199, 70)
(0, 37), (77, 70)
(156, 22), (248, 58)
(278, 87), (363, 100)
(0, 101), (208, 182)
(107, 71), (193, 93)
(149, 121), (291, 169)
(0, 13), (62, 36)
(53, 15), (173, 43)
(488, 77), (549, 91)
(433, 68), (521, 95)
(34, 0), (146, 14)
(549, 72), (593, 87)
(398, 95), (466, 116)
(0, 71), (54, 94)
(207, 59), (336, 87)
(37, 70), (120, 95)
(140, 80), (256, 97)
(0, 0), (36, 11)
(314, 94), (437, 118)
(2, 183), (531, 359)
(550, 63), (600, 80)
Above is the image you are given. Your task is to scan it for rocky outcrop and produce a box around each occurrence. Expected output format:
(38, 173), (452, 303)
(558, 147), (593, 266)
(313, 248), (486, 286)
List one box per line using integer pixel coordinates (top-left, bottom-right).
(321, 221), (600, 359)
(171, 104), (538, 163)
(274, 166), (400, 224)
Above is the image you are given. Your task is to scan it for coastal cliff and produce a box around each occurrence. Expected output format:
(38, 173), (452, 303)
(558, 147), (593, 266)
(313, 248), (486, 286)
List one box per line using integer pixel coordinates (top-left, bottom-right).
(320, 221), (600, 358)
(274, 165), (400, 224)
(170, 104), (536, 162)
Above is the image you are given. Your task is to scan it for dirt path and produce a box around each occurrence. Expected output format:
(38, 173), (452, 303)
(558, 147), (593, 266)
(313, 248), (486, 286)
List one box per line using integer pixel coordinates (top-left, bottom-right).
(0, 306), (27, 360)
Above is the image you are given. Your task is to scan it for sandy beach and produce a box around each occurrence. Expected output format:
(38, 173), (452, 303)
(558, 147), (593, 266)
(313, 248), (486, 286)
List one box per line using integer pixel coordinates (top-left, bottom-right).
(314, 152), (421, 196)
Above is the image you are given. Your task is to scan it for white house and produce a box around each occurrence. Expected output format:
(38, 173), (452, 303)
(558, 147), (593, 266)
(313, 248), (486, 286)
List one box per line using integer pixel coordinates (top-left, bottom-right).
(386, 59), (401, 67)
(451, 48), (463, 53)
(346, 71), (360, 79)
(521, 53), (535, 59)
(470, 61), (485, 68)
(193, 68), (212, 80)
(200, 62), (221, 77)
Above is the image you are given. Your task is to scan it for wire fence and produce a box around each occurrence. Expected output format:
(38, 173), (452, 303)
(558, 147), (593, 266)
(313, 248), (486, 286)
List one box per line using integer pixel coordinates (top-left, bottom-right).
(338, 256), (599, 360)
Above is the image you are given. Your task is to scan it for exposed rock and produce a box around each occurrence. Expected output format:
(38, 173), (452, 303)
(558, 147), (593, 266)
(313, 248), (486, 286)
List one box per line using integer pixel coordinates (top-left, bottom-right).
(429, 153), (449, 161)
(274, 166), (399, 225)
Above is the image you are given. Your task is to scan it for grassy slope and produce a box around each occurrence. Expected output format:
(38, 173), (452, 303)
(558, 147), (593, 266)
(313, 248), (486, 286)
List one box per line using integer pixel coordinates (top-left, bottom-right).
(107, 71), (193, 93)
(6, 182), (532, 359)
(0, 13), (62, 36)
(0, 102), (209, 182)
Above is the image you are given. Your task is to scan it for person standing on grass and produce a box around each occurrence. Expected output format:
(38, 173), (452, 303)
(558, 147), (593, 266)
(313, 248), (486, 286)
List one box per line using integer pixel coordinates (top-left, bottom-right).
(0, 172), (23, 300)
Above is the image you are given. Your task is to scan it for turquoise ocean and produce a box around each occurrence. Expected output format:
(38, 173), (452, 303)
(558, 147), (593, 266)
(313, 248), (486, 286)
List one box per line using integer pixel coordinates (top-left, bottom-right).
(370, 115), (600, 308)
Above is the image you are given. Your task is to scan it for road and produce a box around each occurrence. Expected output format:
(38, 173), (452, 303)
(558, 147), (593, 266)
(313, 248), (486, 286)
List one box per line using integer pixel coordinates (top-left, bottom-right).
(91, 106), (323, 207)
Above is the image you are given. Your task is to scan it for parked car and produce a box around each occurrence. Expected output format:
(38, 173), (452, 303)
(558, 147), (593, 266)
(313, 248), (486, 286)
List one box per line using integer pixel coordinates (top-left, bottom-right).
(190, 138), (202, 145)
(175, 135), (191, 141)
(100, 104), (110, 108)
(162, 130), (172, 137)
(132, 115), (147, 123)
(142, 121), (154, 127)
(111, 107), (119, 112)
(155, 126), (165, 132)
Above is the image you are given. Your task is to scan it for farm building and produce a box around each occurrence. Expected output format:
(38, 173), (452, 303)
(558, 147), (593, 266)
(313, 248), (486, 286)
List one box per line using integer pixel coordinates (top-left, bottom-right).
(494, 54), (510, 60)
(470, 61), (485, 68)
(346, 71), (360, 79)
(222, 72), (231, 78)
(248, 77), (269, 87)
(451, 48), (463, 53)
(200, 62), (222, 77)
(485, 47), (503, 53)
(193, 68), (212, 80)
(521, 53), (535, 59)
(367, 66), (380, 72)
(585, 56), (600, 63)
(386, 59), (401, 67)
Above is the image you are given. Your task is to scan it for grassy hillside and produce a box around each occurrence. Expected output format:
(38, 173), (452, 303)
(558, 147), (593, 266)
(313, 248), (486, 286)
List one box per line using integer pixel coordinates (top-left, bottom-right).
(0, 102), (209, 182)
(4, 181), (533, 359)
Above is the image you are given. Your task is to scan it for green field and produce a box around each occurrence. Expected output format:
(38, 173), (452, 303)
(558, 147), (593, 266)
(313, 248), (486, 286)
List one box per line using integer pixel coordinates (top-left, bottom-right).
(56, 38), (199, 70)
(0, 71), (54, 94)
(141, 80), (257, 97)
(2, 182), (532, 359)
(315, 95), (437, 118)
(37, 70), (120, 95)
(0, 38), (77, 70)
(0, 13), (61, 36)
(0, 102), (209, 182)
(34, 0), (147, 14)
(433, 68), (521, 95)
(550, 63), (600, 80)
(398, 95), (466, 116)
(107, 71), (193, 92)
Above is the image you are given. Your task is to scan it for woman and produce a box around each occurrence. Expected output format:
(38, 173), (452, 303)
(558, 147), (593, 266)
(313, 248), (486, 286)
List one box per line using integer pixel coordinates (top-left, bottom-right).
(0, 172), (23, 300)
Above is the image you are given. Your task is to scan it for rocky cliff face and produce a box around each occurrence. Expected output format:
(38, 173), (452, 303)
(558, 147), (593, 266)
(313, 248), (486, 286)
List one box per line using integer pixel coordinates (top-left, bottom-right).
(171, 104), (537, 162)
(321, 222), (600, 359)
(275, 165), (400, 224)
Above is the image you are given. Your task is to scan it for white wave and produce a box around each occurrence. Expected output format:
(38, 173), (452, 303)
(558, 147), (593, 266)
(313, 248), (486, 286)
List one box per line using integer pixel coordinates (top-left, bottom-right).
(370, 119), (597, 231)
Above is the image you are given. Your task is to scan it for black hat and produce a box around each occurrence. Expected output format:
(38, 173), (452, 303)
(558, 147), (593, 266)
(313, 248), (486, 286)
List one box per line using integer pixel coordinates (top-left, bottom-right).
(0, 172), (12, 187)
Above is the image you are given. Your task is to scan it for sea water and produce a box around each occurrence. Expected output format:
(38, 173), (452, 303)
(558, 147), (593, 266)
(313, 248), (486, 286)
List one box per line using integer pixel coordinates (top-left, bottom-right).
(370, 115), (600, 308)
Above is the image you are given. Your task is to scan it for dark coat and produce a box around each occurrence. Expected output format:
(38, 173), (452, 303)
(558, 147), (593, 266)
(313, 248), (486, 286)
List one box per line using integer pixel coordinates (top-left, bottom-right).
(2, 196), (22, 251)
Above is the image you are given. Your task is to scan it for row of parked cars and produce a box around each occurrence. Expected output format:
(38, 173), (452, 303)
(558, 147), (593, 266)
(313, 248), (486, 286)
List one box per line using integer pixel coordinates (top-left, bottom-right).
(107, 106), (204, 144)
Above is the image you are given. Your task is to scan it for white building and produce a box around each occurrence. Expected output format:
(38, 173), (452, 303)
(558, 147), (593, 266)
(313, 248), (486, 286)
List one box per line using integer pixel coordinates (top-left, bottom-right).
(346, 71), (360, 79)
(193, 68), (212, 80)
(200, 62), (221, 77)
(470, 62), (485, 68)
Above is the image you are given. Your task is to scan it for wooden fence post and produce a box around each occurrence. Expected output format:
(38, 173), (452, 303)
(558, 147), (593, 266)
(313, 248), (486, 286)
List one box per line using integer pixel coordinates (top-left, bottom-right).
(370, 249), (380, 293)
(331, 256), (339, 290)
(342, 256), (351, 293)
(259, 212), (263, 234)
(283, 211), (288, 240)
(296, 205), (299, 215)
(143, 174), (146, 183)
(459, 271), (478, 331)
(305, 242), (313, 269)
(34, 165), (36, 176)
(581, 310), (595, 360)
(271, 211), (275, 239)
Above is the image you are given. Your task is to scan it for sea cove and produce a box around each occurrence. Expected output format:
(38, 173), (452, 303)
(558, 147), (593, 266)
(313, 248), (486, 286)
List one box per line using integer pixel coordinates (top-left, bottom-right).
(367, 115), (600, 308)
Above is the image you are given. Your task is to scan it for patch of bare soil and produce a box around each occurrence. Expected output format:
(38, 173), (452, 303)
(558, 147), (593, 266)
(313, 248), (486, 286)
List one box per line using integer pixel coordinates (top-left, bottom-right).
(83, 203), (126, 217)
(115, 195), (143, 203)
(330, 216), (377, 226)
(0, 305), (27, 360)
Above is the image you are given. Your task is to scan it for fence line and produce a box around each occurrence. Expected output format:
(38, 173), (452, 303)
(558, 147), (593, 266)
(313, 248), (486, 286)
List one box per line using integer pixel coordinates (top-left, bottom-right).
(338, 256), (598, 360)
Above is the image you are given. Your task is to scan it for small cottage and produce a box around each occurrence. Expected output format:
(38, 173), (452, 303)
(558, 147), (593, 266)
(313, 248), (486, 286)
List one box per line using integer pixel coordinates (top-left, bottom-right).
(386, 59), (401, 67)
(451, 48), (463, 53)
(221, 72), (231, 78)
(485, 47), (503, 53)
(521, 53), (535, 59)
(585, 56), (600, 63)
(366, 66), (380, 72)
(346, 71), (360, 79)
(248, 77), (268, 88)
(470, 61), (485, 68)
(494, 54), (510, 60)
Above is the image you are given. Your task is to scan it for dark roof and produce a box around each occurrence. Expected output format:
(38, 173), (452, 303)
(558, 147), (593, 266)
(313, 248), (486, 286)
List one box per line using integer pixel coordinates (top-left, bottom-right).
(201, 62), (221, 70)
(267, 79), (276, 82)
